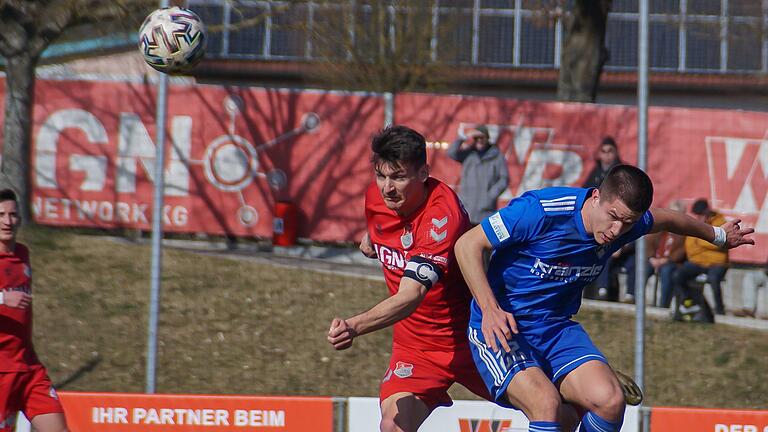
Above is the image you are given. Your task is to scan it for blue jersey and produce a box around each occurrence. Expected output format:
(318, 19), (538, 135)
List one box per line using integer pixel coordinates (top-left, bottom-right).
(478, 186), (654, 323)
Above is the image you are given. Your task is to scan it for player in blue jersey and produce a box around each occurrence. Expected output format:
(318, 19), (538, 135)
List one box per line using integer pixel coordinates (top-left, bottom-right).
(454, 165), (754, 432)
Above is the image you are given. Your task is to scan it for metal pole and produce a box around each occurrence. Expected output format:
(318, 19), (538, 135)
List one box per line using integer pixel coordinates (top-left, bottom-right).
(384, 92), (394, 126)
(635, 0), (650, 429)
(146, 0), (170, 394)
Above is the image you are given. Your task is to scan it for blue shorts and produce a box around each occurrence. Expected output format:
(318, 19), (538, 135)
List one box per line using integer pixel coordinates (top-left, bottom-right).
(467, 303), (607, 408)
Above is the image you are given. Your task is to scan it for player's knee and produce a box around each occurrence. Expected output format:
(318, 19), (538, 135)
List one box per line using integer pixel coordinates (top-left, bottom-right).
(528, 392), (562, 420)
(379, 415), (413, 432)
(586, 383), (625, 419)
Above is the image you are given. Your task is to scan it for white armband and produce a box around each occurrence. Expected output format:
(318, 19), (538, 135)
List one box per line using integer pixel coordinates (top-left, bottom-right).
(0, 292), (4, 305)
(712, 226), (727, 248)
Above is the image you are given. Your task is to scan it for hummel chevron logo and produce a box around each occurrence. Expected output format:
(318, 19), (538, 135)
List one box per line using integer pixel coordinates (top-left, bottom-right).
(432, 216), (448, 228)
(430, 229), (447, 242)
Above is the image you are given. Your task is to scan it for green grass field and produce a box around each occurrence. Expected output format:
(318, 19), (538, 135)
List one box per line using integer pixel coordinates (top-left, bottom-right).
(21, 225), (768, 408)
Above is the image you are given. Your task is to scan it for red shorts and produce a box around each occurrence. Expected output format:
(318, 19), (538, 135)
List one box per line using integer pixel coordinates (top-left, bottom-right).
(0, 366), (64, 431)
(379, 342), (491, 411)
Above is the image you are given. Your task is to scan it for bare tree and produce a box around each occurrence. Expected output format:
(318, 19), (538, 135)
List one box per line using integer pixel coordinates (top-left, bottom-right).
(0, 0), (156, 220)
(305, 0), (457, 93)
(557, 0), (612, 102)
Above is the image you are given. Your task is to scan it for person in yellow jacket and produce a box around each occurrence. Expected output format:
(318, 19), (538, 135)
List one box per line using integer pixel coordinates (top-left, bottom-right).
(674, 198), (729, 315)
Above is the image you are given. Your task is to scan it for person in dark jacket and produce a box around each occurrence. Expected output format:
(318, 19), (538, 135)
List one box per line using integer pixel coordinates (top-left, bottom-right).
(447, 125), (509, 225)
(582, 136), (622, 189)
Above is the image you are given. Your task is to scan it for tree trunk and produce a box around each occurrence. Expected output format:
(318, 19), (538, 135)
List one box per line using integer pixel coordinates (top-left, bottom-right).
(557, 0), (612, 102)
(2, 53), (37, 222)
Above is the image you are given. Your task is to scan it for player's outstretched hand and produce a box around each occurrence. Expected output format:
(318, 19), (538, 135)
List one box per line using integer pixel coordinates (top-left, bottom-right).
(4, 291), (31, 309)
(359, 232), (377, 258)
(722, 219), (755, 249)
(481, 306), (518, 353)
(328, 317), (357, 350)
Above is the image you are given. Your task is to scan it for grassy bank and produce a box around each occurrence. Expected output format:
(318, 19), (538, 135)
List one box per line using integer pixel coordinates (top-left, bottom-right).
(21, 225), (768, 408)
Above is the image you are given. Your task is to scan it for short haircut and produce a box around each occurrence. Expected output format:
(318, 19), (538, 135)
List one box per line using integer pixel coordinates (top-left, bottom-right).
(691, 198), (710, 215)
(371, 125), (427, 169)
(601, 136), (617, 148)
(599, 164), (654, 213)
(0, 189), (17, 204)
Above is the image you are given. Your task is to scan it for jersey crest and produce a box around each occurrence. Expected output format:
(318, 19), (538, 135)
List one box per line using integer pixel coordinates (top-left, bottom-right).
(400, 229), (413, 249)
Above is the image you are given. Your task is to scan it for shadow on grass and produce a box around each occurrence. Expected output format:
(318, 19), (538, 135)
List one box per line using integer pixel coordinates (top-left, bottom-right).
(55, 353), (102, 390)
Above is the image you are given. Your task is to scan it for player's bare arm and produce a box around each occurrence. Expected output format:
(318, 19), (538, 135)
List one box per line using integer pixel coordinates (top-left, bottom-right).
(649, 208), (755, 248)
(327, 278), (427, 350)
(455, 225), (518, 354)
(1, 291), (32, 309)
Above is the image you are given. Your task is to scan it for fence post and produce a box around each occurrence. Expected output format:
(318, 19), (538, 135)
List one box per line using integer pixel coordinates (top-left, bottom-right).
(333, 397), (347, 432)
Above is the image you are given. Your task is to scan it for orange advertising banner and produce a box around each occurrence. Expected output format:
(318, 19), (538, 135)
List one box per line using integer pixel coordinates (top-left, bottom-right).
(57, 392), (334, 432)
(651, 406), (768, 432)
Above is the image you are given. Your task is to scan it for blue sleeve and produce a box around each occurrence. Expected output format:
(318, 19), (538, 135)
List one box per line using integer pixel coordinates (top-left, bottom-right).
(480, 194), (543, 249)
(615, 210), (655, 248)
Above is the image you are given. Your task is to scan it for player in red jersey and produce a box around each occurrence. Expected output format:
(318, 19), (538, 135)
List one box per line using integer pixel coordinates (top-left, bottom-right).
(0, 189), (68, 432)
(327, 125), (493, 431)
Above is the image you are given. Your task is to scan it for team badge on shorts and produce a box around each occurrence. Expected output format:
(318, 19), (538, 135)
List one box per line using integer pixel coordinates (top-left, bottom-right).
(49, 386), (59, 400)
(393, 361), (413, 378)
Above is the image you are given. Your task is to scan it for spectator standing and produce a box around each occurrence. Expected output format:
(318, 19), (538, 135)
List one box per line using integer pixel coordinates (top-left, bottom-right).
(0, 189), (69, 432)
(675, 198), (729, 315)
(582, 136), (622, 189)
(447, 125), (509, 225)
(584, 136), (632, 301)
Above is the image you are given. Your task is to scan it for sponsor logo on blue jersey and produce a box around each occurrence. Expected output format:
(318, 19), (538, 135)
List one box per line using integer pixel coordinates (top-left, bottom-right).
(530, 258), (603, 283)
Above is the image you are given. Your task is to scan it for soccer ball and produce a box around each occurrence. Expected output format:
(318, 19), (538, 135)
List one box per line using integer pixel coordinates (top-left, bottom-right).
(138, 6), (207, 74)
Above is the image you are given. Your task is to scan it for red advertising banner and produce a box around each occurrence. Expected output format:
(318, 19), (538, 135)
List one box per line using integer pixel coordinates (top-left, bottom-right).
(651, 406), (768, 432)
(26, 80), (382, 242)
(7, 80), (767, 262)
(397, 92), (767, 263)
(57, 392), (334, 432)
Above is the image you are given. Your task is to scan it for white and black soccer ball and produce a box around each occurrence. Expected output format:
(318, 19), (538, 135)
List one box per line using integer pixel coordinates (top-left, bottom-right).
(138, 6), (207, 74)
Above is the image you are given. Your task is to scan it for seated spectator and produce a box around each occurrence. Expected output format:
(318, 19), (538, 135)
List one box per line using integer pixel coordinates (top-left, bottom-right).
(734, 260), (768, 318)
(594, 241), (652, 303)
(647, 200), (686, 308)
(674, 198), (729, 315)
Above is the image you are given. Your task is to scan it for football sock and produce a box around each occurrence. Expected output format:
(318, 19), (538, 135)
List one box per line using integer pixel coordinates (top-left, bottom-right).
(579, 411), (622, 432)
(529, 421), (561, 432)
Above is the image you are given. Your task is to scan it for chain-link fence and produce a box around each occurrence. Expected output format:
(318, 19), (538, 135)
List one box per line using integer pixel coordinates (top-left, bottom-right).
(187, 0), (768, 74)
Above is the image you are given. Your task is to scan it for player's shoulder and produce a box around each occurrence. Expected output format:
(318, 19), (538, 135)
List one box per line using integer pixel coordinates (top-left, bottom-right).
(524, 186), (587, 218)
(421, 178), (468, 226)
(426, 178), (464, 213)
(14, 243), (29, 256)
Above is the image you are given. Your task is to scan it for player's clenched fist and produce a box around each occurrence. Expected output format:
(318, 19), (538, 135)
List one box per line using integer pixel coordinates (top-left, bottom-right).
(3, 291), (31, 309)
(327, 317), (357, 350)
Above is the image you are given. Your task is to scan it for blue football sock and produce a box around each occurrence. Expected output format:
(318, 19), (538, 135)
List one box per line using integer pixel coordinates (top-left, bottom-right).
(579, 411), (622, 432)
(529, 420), (560, 432)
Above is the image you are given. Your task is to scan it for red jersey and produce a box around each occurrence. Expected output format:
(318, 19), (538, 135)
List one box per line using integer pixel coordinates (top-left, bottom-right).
(0, 243), (40, 371)
(366, 178), (473, 351)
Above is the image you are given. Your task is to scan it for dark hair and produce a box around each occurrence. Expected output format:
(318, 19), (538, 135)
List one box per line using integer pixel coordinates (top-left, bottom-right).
(371, 125), (427, 168)
(601, 136), (617, 148)
(691, 198), (710, 216)
(599, 164), (654, 213)
(0, 189), (17, 204)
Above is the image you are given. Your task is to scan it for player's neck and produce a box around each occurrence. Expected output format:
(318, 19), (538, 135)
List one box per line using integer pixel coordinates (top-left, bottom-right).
(581, 205), (594, 234)
(0, 239), (16, 254)
(396, 185), (429, 218)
